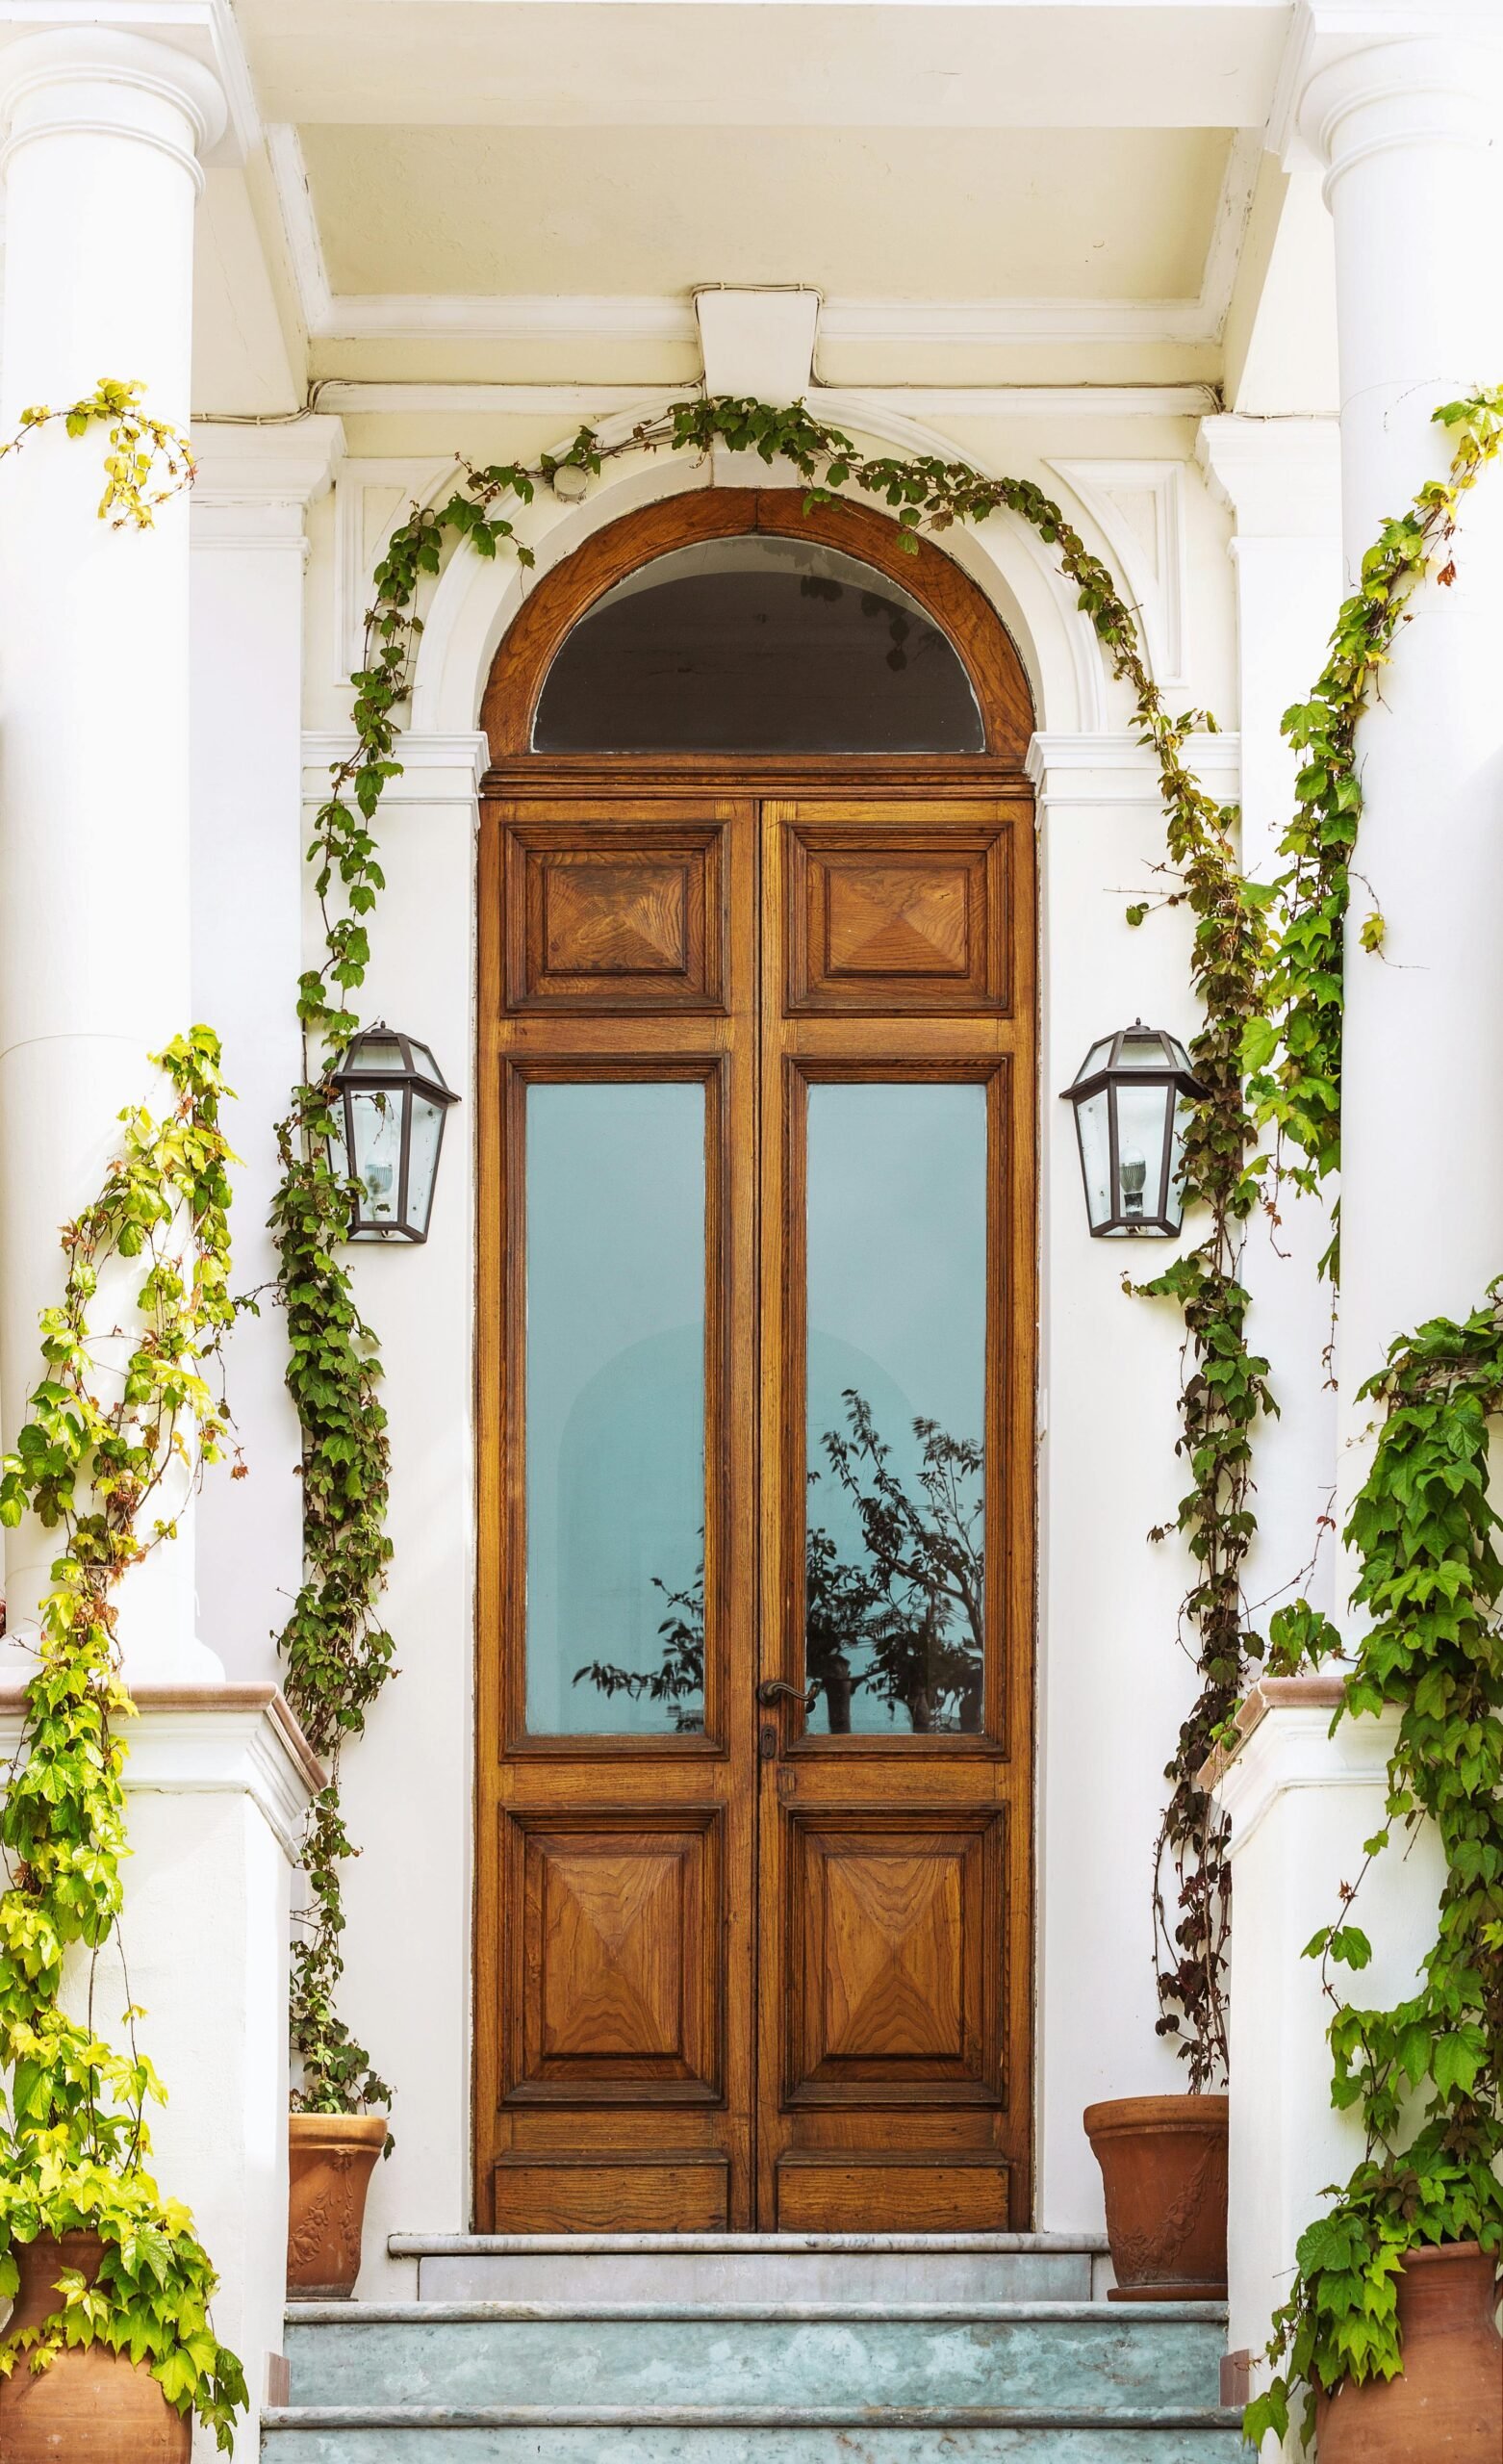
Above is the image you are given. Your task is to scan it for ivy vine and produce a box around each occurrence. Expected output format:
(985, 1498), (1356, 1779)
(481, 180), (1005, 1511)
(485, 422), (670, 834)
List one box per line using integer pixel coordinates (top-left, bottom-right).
(286, 393), (1269, 2095)
(0, 394), (246, 2441)
(0, 1030), (246, 2445)
(1236, 392), (1503, 2445)
(1243, 390), (1503, 1234)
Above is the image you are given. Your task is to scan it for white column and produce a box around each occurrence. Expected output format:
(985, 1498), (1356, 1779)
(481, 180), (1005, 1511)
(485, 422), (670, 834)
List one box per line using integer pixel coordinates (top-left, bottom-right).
(1028, 730), (1241, 2232)
(0, 1684), (320, 2452)
(0, 28), (225, 1676)
(1196, 417), (1342, 1627)
(191, 423), (344, 1685)
(1209, 1680), (1444, 2443)
(1295, 25), (1503, 1474)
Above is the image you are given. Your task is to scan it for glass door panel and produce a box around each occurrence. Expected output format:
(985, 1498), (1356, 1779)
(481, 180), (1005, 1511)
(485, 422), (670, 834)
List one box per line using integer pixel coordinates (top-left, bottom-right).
(524, 1077), (707, 1735)
(802, 1079), (988, 1734)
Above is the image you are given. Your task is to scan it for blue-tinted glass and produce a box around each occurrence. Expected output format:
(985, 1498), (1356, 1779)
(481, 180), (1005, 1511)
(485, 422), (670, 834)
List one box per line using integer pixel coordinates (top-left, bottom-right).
(525, 1081), (706, 1734)
(533, 536), (984, 754)
(803, 1081), (987, 1734)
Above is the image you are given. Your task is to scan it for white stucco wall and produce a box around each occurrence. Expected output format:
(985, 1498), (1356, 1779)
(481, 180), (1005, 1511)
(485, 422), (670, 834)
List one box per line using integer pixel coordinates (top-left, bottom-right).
(192, 401), (1270, 2271)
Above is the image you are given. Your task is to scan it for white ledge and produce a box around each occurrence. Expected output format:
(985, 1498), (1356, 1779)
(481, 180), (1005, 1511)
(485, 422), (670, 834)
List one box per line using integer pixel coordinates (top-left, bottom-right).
(0, 1683), (322, 1861)
(1025, 730), (1240, 808)
(1203, 1675), (1400, 1862)
(302, 730), (490, 807)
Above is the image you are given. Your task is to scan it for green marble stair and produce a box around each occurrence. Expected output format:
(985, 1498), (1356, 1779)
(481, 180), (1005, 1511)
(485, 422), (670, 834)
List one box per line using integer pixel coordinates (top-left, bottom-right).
(263, 2266), (1241, 2458)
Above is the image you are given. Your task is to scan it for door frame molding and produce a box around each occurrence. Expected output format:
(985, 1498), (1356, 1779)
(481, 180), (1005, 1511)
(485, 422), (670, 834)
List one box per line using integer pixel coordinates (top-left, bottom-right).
(473, 488), (1037, 2230)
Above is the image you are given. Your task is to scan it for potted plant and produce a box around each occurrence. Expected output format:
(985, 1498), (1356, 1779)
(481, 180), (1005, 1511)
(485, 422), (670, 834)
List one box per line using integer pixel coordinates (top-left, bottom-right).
(286, 1790), (392, 2300)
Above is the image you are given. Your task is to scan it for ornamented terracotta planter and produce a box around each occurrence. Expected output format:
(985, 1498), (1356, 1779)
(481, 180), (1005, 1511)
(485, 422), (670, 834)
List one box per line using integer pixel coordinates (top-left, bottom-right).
(287, 2111), (388, 2299)
(1083, 2092), (1228, 2300)
(1314, 2241), (1503, 2463)
(0, 2232), (190, 2462)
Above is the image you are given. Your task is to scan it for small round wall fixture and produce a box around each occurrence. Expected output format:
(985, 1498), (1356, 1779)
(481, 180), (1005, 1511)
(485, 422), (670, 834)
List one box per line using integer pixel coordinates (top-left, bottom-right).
(1060, 1020), (1207, 1238)
(328, 1023), (460, 1243)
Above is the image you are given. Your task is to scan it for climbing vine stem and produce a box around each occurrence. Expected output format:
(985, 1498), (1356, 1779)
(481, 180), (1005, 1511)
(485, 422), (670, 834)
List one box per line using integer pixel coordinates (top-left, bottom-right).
(283, 393), (1269, 2094)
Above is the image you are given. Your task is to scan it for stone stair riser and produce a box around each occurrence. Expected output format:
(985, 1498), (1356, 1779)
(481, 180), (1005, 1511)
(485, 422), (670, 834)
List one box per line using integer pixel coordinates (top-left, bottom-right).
(284, 2310), (1225, 2415)
(413, 2253), (1096, 2304)
(263, 2424), (1243, 2463)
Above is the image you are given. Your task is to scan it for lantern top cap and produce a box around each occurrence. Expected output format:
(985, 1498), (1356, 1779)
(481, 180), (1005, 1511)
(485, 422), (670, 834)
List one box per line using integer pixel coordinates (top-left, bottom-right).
(1063, 1018), (1205, 1100)
(328, 1019), (459, 1105)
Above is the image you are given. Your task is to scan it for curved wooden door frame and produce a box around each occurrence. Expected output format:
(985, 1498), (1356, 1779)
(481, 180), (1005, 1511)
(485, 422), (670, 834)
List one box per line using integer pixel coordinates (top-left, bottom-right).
(480, 487), (1035, 764)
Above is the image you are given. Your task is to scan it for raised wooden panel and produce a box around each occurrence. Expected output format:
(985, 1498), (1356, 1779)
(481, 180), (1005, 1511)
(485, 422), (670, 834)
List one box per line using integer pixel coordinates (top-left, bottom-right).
(505, 1810), (723, 2098)
(494, 2153), (728, 2232)
(786, 821), (1009, 1013)
(776, 2155), (1010, 2231)
(785, 1810), (1004, 2098)
(504, 822), (724, 1010)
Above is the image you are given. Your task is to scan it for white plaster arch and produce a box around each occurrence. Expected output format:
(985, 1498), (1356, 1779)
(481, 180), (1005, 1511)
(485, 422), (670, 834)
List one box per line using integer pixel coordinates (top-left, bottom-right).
(410, 391), (1113, 740)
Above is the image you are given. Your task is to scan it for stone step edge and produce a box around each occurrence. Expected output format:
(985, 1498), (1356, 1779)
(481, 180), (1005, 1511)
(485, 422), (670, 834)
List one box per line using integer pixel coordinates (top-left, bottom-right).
(391, 2233), (1109, 2257)
(288, 2299), (1226, 2326)
(264, 2404), (1244, 2432)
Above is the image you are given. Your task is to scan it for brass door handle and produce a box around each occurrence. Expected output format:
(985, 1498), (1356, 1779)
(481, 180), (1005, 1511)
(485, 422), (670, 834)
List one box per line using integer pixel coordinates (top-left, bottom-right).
(755, 1678), (818, 1709)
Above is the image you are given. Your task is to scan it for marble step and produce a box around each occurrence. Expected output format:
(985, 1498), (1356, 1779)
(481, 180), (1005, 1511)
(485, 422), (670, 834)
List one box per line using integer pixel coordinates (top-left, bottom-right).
(284, 2301), (1226, 2415)
(389, 2233), (1109, 2307)
(261, 2412), (1245, 2461)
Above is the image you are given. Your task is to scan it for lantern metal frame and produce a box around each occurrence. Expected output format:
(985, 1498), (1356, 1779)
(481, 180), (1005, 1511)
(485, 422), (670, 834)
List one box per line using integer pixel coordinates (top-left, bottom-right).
(327, 1021), (460, 1244)
(1059, 1019), (1208, 1239)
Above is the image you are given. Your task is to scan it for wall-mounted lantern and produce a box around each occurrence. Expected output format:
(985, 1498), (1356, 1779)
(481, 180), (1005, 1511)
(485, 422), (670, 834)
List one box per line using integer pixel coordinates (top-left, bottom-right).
(328, 1023), (460, 1243)
(1060, 1020), (1207, 1238)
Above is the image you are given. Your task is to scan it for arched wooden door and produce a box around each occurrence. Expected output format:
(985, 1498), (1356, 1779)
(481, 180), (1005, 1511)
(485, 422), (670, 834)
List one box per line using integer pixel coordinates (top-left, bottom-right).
(474, 492), (1036, 2232)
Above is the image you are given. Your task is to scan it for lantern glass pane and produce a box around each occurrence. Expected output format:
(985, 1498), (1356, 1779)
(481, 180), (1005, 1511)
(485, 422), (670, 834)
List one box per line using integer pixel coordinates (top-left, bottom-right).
(348, 1033), (405, 1076)
(1166, 1091), (1194, 1231)
(1115, 1079), (1170, 1226)
(349, 1088), (404, 1230)
(1118, 1030), (1171, 1071)
(1082, 1040), (1113, 1078)
(802, 1080), (987, 1736)
(1075, 1087), (1112, 1232)
(405, 1095), (446, 1238)
(525, 1080), (706, 1736)
(408, 1042), (443, 1086)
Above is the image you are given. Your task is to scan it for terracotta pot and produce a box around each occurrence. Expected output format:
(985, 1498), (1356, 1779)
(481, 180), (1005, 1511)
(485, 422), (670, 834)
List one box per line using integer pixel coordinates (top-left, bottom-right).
(1083, 2092), (1229, 2300)
(0, 2232), (190, 2461)
(1314, 2241), (1503, 2463)
(288, 2111), (388, 2299)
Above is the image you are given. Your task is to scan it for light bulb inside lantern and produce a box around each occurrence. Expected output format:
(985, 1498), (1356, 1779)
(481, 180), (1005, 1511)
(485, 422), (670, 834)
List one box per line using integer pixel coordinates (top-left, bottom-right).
(1120, 1154), (1147, 1216)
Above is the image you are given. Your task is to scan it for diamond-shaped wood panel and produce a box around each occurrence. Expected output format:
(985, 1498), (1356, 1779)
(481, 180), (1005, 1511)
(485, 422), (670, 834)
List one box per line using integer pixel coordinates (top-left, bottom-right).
(786, 822), (1009, 1013)
(505, 823), (724, 1010)
(506, 1810), (722, 2098)
(785, 1810), (1004, 2098)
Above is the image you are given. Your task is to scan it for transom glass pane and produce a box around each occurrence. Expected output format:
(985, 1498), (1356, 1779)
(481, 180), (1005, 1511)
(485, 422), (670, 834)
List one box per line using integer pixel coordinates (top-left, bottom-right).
(525, 1080), (706, 1734)
(533, 535), (984, 754)
(802, 1080), (987, 1733)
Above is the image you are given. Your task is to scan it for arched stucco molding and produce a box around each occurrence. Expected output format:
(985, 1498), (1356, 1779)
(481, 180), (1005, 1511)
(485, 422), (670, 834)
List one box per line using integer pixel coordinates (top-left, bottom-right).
(409, 392), (1113, 740)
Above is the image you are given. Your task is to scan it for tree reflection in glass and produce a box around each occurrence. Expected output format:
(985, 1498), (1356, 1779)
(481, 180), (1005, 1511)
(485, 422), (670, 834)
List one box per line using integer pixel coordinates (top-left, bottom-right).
(573, 1386), (983, 1736)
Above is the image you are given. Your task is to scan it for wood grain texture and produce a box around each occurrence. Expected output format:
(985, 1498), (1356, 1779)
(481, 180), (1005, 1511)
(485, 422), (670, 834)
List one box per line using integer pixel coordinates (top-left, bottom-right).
(474, 503), (1035, 2234)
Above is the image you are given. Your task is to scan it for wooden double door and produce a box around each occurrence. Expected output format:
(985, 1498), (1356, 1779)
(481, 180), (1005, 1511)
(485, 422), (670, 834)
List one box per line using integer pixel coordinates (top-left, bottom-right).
(476, 779), (1035, 2232)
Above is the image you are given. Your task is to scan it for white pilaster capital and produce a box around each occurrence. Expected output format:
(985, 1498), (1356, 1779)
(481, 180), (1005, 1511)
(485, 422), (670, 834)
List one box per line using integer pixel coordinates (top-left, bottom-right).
(1203, 1676), (1399, 1861)
(190, 416), (345, 553)
(0, 24), (227, 192)
(1282, 18), (1503, 195)
(1196, 415), (1342, 542)
(302, 729), (490, 810)
(0, 1683), (323, 1861)
(1025, 730), (1240, 815)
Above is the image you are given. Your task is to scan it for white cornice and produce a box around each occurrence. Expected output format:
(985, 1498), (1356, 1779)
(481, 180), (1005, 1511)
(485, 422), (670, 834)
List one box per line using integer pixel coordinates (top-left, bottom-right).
(313, 381), (1219, 421)
(0, 1683), (321, 1861)
(1025, 730), (1240, 809)
(1208, 1680), (1400, 1863)
(1196, 412), (1341, 537)
(302, 730), (489, 807)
